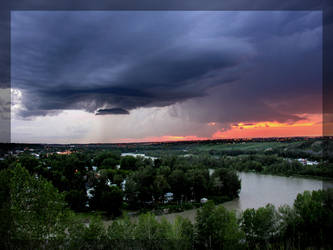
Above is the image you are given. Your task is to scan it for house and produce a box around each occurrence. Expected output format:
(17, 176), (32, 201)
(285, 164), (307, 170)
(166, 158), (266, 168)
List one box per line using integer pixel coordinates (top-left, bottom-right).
(56, 150), (72, 155)
(297, 158), (319, 166)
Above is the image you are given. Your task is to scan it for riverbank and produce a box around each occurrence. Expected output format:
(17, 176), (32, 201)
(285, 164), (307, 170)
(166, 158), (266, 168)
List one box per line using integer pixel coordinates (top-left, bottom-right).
(98, 172), (333, 225)
(238, 169), (333, 182)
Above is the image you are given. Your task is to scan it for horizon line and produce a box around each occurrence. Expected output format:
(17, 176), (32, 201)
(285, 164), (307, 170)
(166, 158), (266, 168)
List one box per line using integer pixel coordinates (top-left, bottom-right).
(6, 135), (327, 146)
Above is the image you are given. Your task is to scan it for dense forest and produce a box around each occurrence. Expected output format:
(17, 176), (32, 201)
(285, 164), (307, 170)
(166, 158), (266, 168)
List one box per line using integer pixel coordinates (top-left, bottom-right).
(0, 151), (242, 216)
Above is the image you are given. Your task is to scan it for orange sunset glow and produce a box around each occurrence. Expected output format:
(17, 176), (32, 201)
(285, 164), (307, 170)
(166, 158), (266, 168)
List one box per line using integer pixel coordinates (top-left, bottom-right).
(116, 114), (322, 143)
(212, 114), (322, 139)
(118, 135), (209, 143)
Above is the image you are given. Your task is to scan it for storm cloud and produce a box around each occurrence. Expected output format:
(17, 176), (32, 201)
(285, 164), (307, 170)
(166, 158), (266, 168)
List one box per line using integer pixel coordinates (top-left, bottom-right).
(95, 108), (129, 115)
(11, 11), (322, 125)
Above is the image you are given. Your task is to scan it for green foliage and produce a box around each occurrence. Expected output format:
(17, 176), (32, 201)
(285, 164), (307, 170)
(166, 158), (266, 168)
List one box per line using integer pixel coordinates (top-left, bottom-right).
(1, 163), (332, 250)
(169, 216), (194, 249)
(106, 213), (194, 250)
(67, 216), (106, 249)
(168, 169), (186, 201)
(240, 189), (333, 249)
(89, 180), (124, 217)
(9, 164), (72, 240)
(94, 150), (120, 167)
(195, 201), (245, 249)
(185, 168), (210, 201)
(100, 157), (118, 169)
(107, 216), (136, 240)
(210, 168), (241, 199)
(153, 175), (170, 203)
(65, 189), (87, 212)
(0, 164), (73, 249)
(120, 156), (138, 170)
(102, 186), (123, 217)
(240, 204), (278, 248)
(291, 189), (333, 248)
(17, 155), (40, 173)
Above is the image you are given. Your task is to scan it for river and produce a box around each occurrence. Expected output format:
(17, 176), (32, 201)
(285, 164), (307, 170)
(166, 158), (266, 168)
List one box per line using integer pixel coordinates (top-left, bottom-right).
(155, 172), (333, 223)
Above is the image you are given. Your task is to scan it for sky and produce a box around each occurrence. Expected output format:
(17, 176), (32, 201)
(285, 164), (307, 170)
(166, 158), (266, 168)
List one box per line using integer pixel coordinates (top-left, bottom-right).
(10, 11), (322, 143)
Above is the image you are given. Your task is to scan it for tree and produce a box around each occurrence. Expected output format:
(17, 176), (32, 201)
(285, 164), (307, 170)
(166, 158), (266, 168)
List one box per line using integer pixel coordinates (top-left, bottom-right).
(292, 189), (333, 248)
(113, 173), (124, 186)
(195, 201), (244, 249)
(65, 189), (87, 212)
(134, 213), (167, 248)
(107, 216), (136, 240)
(154, 158), (162, 168)
(102, 186), (123, 217)
(120, 156), (138, 171)
(173, 216), (194, 250)
(186, 169), (209, 201)
(100, 157), (118, 170)
(168, 169), (186, 202)
(152, 175), (170, 203)
(124, 176), (140, 209)
(89, 178), (124, 216)
(0, 164), (73, 249)
(210, 168), (241, 199)
(278, 205), (299, 249)
(94, 151), (120, 167)
(0, 168), (13, 248)
(17, 155), (40, 174)
(67, 216), (106, 249)
(240, 204), (278, 248)
(130, 166), (155, 206)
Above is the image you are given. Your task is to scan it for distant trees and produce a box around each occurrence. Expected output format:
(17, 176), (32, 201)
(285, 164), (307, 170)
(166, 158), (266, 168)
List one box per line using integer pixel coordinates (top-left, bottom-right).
(210, 168), (241, 199)
(1, 151), (244, 218)
(153, 175), (170, 203)
(101, 157), (118, 169)
(89, 177), (124, 217)
(120, 156), (138, 171)
(211, 152), (333, 179)
(17, 154), (40, 173)
(168, 169), (186, 201)
(119, 156), (241, 209)
(94, 151), (121, 168)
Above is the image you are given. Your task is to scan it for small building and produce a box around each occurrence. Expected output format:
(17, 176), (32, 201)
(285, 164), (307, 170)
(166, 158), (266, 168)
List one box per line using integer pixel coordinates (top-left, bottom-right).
(57, 150), (72, 155)
(31, 153), (40, 159)
(200, 198), (208, 204)
(164, 192), (174, 203)
(297, 158), (319, 166)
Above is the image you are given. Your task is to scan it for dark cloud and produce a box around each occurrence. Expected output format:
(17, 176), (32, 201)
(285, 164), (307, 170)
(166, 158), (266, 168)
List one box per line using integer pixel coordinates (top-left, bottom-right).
(95, 108), (129, 115)
(11, 11), (322, 125)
